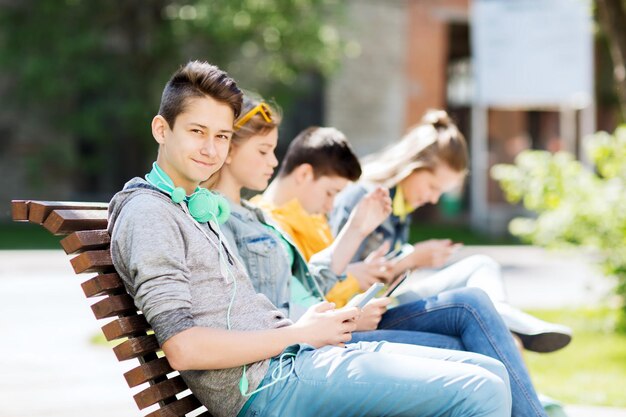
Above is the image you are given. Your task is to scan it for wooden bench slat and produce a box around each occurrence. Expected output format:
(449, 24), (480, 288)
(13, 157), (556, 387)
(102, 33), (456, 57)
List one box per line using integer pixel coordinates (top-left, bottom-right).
(11, 199), (206, 416)
(11, 200), (29, 221)
(29, 201), (108, 224)
(61, 229), (111, 254)
(91, 294), (137, 319)
(113, 335), (160, 361)
(124, 357), (174, 388)
(81, 273), (125, 298)
(43, 209), (108, 235)
(145, 394), (203, 417)
(134, 375), (188, 409)
(102, 315), (151, 341)
(71, 250), (114, 274)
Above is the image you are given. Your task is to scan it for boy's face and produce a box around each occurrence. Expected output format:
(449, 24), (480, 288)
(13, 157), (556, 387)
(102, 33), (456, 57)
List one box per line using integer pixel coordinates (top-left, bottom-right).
(153, 96), (234, 194)
(298, 172), (349, 215)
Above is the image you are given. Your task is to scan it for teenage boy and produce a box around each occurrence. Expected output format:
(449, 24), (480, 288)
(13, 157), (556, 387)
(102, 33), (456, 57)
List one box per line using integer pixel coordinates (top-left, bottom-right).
(108, 61), (510, 417)
(253, 127), (395, 304)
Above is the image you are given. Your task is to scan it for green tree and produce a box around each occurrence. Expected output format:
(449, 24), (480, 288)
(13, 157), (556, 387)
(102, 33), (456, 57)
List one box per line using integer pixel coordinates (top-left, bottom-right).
(0, 0), (346, 194)
(492, 126), (626, 331)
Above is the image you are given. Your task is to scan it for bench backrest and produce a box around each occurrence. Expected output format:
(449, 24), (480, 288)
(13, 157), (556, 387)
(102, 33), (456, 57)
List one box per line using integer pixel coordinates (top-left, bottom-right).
(12, 200), (210, 417)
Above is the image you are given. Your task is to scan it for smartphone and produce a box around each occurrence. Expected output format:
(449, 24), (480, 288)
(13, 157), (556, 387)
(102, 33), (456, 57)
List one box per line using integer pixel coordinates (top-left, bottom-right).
(383, 248), (402, 261)
(345, 282), (385, 309)
(384, 244), (414, 261)
(384, 270), (410, 297)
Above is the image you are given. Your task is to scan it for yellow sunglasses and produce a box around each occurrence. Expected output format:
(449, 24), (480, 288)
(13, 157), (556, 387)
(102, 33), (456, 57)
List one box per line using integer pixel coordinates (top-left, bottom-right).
(234, 103), (273, 129)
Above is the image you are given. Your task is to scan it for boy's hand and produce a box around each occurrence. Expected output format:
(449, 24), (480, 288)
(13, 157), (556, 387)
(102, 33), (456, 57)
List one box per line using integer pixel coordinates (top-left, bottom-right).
(292, 302), (360, 348)
(346, 241), (395, 289)
(347, 261), (395, 289)
(355, 297), (391, 331)
(408, 239), (461, 269)
(346, 187), (392, 237)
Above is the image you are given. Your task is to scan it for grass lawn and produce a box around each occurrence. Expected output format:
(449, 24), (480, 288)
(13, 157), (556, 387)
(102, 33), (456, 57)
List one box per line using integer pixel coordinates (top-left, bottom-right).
(525, 307), (626, 407)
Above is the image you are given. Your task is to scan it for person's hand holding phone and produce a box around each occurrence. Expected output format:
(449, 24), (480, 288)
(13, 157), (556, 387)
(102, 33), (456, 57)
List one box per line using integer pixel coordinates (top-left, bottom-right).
(383, 270), (410, 297)
(293, 301), (360, 348)
(354, 297), (391, 331)
(407, 239), (463, 269)
(346, 241), (395, 289)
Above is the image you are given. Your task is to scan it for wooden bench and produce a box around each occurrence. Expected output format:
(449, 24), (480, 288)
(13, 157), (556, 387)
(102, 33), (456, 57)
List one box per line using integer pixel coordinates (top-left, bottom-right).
(11, 200), (210, 417)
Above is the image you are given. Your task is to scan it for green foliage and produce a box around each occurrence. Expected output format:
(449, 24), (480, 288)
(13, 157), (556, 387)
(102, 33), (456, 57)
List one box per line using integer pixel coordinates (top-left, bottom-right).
(491, 126), (626, 331)
(0, 0), (347, 191)
(409, 222), (520, 246)
(0, 222), (61, 249)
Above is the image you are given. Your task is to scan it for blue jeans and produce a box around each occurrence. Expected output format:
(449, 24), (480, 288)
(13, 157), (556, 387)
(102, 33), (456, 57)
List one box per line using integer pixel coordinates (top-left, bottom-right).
(376, 287), (547, 417)
(350, 329), (464, 350)
(239, 341), (511, 417)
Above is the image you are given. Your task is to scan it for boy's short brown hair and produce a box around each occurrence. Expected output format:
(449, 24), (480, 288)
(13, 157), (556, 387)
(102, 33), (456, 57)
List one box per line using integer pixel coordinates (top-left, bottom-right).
(159, 60), (243, 128)
(278, 126), (361, 181)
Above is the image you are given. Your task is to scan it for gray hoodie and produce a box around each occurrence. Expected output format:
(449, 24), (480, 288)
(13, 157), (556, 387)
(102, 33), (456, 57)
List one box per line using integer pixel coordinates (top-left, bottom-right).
(108, 178), (292, 417)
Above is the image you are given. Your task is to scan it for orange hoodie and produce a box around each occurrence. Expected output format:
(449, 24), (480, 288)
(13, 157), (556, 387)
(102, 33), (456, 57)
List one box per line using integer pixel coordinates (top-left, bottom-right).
(251, 196), (361, 307)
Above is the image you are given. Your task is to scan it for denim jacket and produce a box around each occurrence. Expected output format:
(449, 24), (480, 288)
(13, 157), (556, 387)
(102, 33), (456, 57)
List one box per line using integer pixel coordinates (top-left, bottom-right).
(220, 198), (340, 319)
(329, 182), (410, 262)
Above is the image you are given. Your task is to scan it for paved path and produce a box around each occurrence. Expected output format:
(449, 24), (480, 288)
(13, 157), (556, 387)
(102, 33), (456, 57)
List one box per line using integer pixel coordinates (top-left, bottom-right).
(453, 246), (617, 310)
(0, 248), (623, 417)
(0, 251), (140, 417)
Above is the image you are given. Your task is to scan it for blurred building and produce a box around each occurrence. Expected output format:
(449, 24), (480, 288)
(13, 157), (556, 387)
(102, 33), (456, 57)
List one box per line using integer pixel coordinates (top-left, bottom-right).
(325, 0), (614, 235)
(0, 0), (619, 232)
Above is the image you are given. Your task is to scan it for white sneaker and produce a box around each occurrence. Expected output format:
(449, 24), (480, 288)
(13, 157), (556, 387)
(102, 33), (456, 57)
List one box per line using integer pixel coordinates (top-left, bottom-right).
(496, 303), (572, 353)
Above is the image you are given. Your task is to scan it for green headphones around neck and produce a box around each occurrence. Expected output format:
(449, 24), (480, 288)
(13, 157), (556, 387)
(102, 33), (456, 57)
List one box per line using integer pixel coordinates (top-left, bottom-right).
(145, 162), (230, 224)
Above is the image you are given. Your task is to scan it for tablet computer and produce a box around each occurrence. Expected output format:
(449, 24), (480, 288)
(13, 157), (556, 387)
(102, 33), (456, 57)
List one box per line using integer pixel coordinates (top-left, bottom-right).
(383, 270), (410, 297)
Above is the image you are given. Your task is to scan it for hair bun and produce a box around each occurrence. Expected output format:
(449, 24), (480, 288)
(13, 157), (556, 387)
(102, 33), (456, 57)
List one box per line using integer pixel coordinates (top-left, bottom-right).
(421, 109), (452, 129)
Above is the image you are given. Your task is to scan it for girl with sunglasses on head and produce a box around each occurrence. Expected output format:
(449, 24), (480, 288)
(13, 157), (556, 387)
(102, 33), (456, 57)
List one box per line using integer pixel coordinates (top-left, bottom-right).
(204, 98), (396, 320)
(205, 94), (551, 417)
